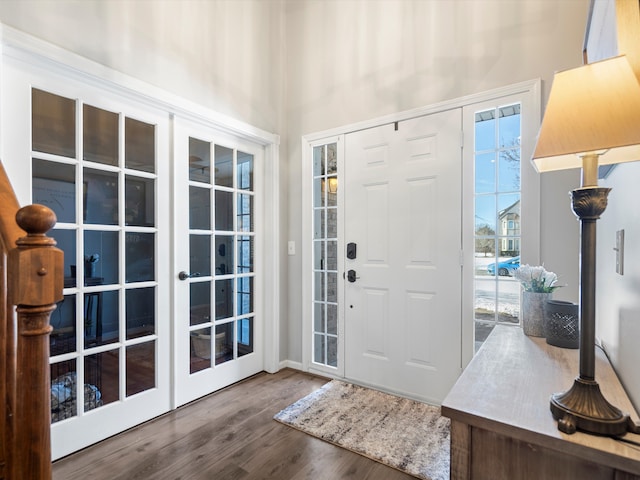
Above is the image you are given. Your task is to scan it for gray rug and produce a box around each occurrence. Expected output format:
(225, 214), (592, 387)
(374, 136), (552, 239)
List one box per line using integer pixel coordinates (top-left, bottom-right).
(273, 380), (450, 480)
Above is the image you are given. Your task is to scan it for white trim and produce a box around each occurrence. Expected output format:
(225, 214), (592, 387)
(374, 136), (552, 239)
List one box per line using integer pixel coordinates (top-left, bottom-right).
(279, 360), (303, 371)
(263, 142), (280, 373)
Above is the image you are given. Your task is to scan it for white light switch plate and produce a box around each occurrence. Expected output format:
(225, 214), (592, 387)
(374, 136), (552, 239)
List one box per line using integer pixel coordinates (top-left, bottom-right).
(288, 241), (295, 256)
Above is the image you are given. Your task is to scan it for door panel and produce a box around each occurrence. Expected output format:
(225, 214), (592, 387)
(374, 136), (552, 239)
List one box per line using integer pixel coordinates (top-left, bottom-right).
(344, 110), (463, 404)
(23, 80), (172, 460)
(173, 117), (263, 407)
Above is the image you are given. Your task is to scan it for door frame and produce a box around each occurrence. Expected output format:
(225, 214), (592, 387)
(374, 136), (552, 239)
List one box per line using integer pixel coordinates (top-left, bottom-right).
(302, 79), (541, 378)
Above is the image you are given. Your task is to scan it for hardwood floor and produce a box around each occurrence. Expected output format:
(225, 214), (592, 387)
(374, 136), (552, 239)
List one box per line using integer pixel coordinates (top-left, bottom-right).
(52, 369), (416, 480)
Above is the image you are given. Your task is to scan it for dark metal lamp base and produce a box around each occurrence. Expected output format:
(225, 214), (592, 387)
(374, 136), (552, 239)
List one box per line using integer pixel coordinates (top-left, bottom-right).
(550, 377), (637, 436)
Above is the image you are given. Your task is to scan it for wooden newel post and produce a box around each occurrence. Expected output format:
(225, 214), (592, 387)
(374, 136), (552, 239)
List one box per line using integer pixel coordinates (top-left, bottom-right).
(8, 205), (63, 480)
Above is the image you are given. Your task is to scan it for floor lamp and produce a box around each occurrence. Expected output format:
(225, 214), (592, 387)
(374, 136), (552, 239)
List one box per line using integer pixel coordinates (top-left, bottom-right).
(532, 55), (640, 436)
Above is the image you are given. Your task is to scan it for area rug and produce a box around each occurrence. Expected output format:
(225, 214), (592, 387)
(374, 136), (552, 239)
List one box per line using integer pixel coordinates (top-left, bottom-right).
(273, 380), (450, 480)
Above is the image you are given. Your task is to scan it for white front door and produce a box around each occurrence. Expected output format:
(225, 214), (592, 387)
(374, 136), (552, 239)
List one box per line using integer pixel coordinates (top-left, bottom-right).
(173, 117), (264, 406)
(343, 110), (463, 404)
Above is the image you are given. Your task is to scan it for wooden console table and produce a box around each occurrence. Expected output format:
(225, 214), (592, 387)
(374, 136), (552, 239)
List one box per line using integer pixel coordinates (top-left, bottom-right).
(441, 325), (640, 480)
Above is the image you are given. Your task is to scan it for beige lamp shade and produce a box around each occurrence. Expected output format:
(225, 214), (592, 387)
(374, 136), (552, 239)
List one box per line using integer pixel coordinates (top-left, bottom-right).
(532, 55), (640, 172)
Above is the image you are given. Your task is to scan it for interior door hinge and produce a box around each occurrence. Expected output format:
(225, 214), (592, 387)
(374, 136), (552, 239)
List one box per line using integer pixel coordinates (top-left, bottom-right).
(459, 250), (464, 266)
(460, 130), (464, 148)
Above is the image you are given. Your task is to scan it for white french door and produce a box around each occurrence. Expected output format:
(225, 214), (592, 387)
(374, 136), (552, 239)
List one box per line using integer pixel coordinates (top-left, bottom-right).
(2, 46), (272, 458)
(2, 61), (173, 459)
(173, 117), (264, 406)
(342, 110), (463, 404)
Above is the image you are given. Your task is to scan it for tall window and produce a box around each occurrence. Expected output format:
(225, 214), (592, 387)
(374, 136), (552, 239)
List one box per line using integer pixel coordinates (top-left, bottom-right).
(312, 143), (338, 368)
(473, 104), (521, 351)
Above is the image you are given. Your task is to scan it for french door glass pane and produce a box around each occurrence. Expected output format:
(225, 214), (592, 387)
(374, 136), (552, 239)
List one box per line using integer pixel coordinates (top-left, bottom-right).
(215, 235), (234, 275)
(83, 104), (118, 165)
(237, 236), (253, 273)
(125, 175), (154, 227)
(126, 287), (155, 339)
(84, 289), (119, 348)
(125, 232), (155, 283)
(32, 159), (76, 223)
(189, 186), (211, 230)
(84, 230), (118, 284)
(237, 277), (253, 316)
(50, 295), (76, 355)
(90, 350), (118, 407)
(53, 230), (77, 287)
(190, 327), (211, 373)
(215, 323), (233, 364)
(126, 341), (156, 397)
(189, 137), (211, 183)
(214, 145), (233, 187)
(189, 234), (211, 277)
(237, 318), (253, 358)
(84, 168), (118, 225)
(51, 359), (76, 423)
(32, 88), (75, 157)
(237, 152), (253, 190)
(215, 190), (233, 231)
(237, 194), (253, 232)
(125, 117), (155, 173)
(190, 282), (211, 326)
(215, 279), (233, 320)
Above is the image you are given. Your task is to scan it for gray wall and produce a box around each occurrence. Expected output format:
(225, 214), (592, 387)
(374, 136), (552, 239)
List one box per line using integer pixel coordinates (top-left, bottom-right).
(284, 0), (586, 362)
(597, 162), (640, 410)
(0, 0), (285, 135)
(0, 0), (587, 369)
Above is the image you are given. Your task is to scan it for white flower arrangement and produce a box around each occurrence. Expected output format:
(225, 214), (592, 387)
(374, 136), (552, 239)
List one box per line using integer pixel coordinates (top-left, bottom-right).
(513, 264), (559, 293)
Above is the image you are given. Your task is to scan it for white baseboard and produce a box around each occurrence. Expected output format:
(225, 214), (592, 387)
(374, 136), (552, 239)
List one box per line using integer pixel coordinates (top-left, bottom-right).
(279, 360), (303, 371)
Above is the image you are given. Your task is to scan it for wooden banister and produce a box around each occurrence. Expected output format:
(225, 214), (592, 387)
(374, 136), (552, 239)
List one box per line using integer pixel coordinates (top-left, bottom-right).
(0, 161), (63, 479)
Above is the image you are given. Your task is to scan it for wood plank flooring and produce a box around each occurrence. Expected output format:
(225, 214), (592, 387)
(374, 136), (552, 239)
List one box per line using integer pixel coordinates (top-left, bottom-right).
(52, 369), (416, 480)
